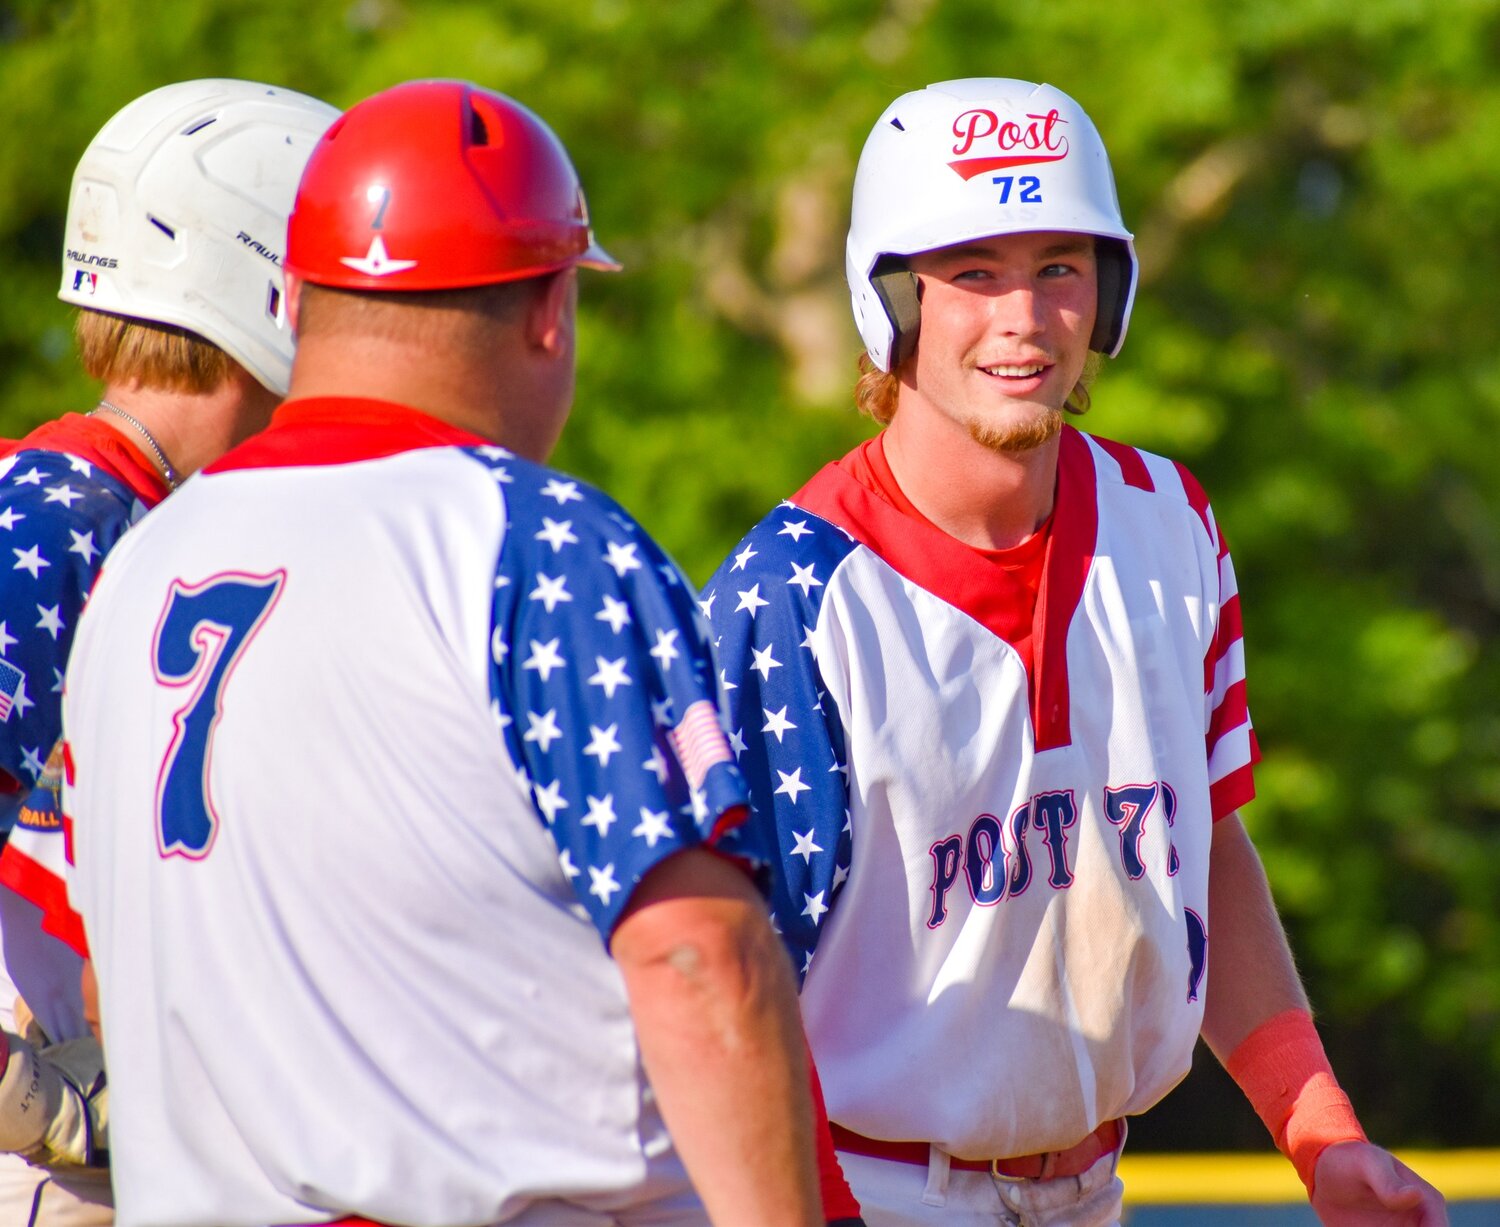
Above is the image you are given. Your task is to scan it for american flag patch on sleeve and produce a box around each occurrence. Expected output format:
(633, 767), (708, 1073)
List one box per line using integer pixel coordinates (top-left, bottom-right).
(0, 659), (23, 721)
(668, 699), (733, 792)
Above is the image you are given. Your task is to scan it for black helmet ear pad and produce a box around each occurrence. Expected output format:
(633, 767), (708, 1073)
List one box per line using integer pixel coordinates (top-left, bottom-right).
(871, 256), (921, 370)
(874, 239), (1130, 366)
(1091, 238), (1132, 355)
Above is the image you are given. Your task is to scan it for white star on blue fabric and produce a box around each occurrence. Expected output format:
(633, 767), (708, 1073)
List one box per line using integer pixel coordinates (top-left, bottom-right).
(13, 545), (48, 578)
(540, 478), (583, 505)
(750, 644), (781, 681)
(649, 628), (681, 669)
(523, 708), (564, 752)
(67, 530), (98, 563)
(788, 562), (823, 596)
(583, 724), (623, 767)
(522, 638), (567, 682)
(632, 806), (673, 847)
(530, 573), (573, 613)
(777, 770), (813, 807)
(735, 584), (769, 617)
(34, 605), (64, 640)
(582, 794), (619, 836)
(533, 778), (568, 823)
(603, 540), (642, 577)
(588, 863), (622, 904)
(595, 595), (632, 633)
(42, 484), (82, 508)
(535, 518), (579, 553)
(762, 706), (797, 742)
(588, 656), (631, 698)
(790, 826), (822, 859)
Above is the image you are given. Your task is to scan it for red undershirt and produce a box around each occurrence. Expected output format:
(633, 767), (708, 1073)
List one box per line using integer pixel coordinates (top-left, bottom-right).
(836, 431), (1052, 677)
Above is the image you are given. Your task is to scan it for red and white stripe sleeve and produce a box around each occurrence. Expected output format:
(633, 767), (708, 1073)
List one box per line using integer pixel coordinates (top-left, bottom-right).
(1204, 525), (1258, 820)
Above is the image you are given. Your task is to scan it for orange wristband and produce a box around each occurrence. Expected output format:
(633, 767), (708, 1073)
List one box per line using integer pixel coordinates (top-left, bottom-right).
(1224, 1008), (1366, 1195)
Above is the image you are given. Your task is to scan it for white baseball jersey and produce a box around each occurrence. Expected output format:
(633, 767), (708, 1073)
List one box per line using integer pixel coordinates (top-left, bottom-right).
(64, 398), (749, 1227)
(706, 425), (1256, 1159)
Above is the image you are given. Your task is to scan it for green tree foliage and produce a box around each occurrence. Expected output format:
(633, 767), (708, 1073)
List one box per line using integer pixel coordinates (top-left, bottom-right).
(2, 0), (1497, 1148)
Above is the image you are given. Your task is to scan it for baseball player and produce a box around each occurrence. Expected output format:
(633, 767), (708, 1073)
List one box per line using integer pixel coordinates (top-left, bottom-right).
(704, 79), (1447, 1226)
(0, 79), (337, 1224)
(62, 80), (852, 1227)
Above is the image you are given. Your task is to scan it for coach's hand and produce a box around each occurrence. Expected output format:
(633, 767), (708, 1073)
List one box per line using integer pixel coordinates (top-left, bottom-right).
(1311, 1141), (1447, 1226)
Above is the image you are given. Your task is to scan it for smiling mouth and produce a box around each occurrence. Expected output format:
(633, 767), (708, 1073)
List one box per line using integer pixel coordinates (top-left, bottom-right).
(980, 362), (1049, 378)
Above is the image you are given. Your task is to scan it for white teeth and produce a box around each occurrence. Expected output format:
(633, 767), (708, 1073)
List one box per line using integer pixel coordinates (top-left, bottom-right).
(982, 364), (1045, 377)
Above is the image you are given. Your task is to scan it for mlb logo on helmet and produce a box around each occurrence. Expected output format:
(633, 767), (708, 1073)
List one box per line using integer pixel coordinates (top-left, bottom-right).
(947, 106), (1072, 180)
(72, 269), (97, 294)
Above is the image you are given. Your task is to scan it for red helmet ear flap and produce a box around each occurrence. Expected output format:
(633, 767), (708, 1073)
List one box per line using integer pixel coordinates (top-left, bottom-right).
(285, 80), (618, 292)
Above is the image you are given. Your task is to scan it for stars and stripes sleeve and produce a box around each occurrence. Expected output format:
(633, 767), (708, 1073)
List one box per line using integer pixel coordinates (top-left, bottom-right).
(0, 450), (143, 822)
(702, 505), (858, 983)
(478, 450), (750, 940)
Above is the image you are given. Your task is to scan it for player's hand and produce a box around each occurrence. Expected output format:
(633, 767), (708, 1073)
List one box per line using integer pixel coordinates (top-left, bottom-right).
(0, 1031), (108, 1168)
(1311, 1141), (1447, 1226)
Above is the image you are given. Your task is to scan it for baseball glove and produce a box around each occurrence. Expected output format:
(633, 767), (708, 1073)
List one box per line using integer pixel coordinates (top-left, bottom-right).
(0, 1029), (108, 1168)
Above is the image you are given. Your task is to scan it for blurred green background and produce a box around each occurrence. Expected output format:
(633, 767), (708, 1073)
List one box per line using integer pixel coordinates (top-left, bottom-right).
(3, 0), (1497, 1152)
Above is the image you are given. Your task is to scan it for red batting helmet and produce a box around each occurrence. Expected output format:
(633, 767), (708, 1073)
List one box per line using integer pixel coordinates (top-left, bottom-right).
(285, 79), (618, 291)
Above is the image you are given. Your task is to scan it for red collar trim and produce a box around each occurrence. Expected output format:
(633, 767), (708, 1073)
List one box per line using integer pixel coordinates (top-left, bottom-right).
(840, 431), (1052, 570)
(796, 425), (1098, 750)
(205, 397), (490, 474)
(4, 414), (171, 506)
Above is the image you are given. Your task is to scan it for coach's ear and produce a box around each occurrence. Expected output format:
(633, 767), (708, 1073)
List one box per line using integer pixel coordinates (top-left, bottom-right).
(525, 267), (577, 358)
(284, 272), (304, 336)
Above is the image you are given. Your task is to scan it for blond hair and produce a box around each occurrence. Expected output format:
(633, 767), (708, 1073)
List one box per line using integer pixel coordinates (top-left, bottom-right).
(854, 350), (1100, 425)
(75, 310), (231, 394)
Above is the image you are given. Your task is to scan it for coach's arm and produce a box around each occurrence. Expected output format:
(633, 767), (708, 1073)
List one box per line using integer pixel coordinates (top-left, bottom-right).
(611, 845), (823, 1227)
(1201, 812), (1446, 1226)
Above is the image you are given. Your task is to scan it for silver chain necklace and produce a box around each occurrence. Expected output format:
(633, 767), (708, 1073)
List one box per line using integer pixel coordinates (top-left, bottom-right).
(90, 400), (182, 490)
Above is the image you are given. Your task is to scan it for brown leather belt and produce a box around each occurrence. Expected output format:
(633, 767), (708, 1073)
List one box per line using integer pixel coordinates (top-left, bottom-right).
(830, 1118), (1122, 1180)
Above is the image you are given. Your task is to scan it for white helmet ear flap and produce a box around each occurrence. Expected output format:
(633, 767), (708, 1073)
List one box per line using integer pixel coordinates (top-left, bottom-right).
(870, 258), (921, 370)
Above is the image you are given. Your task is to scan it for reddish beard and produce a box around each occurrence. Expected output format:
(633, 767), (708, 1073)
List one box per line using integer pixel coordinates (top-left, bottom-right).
(967, 404), (1064, 454)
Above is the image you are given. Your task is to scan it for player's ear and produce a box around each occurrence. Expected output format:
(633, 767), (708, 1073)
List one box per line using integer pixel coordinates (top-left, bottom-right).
(524, 267), (577, 358)
(284, 272), (305, 336)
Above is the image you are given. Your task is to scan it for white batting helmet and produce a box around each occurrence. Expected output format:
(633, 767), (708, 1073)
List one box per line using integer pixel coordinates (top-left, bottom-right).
(847, 78), (1137, 371)
(59, 79), (339, 395)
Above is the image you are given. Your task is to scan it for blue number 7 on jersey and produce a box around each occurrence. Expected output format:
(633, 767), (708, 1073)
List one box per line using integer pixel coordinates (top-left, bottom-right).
(152, 571), (285, 859)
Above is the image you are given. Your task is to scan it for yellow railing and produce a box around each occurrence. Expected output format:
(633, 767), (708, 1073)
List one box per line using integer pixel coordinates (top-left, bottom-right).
(1119, 1151), (1500, 1203)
